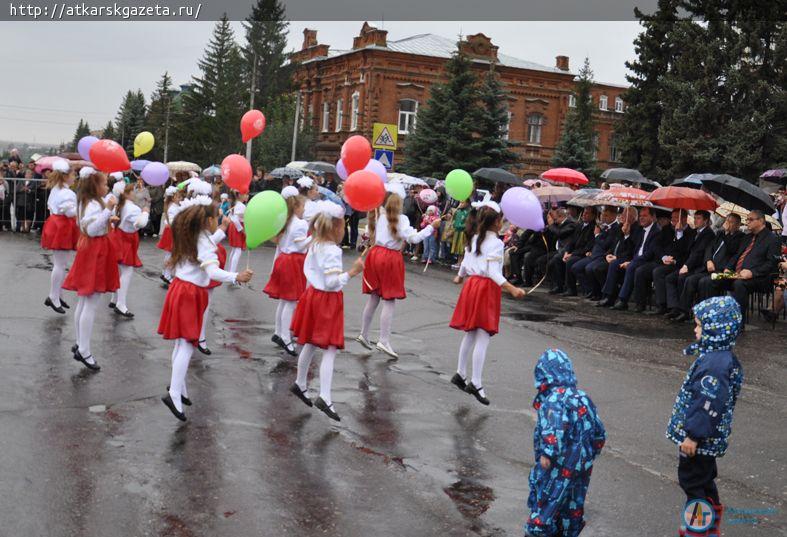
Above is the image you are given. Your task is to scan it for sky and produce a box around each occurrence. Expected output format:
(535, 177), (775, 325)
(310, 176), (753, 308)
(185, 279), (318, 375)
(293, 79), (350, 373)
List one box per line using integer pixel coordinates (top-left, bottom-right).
(0, 21), (641, 145)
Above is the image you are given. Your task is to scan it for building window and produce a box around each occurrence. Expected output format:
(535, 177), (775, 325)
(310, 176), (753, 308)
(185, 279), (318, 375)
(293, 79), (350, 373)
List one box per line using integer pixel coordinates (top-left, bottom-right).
(592, 131), (599, 160)
(322, 101), (330, 132)
(527, 113), (544, 145)
(335, 98), (343, 132)
(568, 94), (576, 108)
(398, 99), (418, 134)
(609, 133), (620, 162)
(615, 96), (624, 113)
(599, 95), (608, 111)
(350, 92), (360, 131)
(502, 110), (512, 140)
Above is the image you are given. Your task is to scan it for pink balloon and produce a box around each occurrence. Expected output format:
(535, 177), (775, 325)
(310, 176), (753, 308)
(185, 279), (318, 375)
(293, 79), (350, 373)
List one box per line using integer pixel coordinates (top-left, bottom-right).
(336, 159), (348, 181)
(500, 187), (544, 231)
(141, 161), (169, 186)
(419, 188), (437, 204)
(364, 158), (387, 183)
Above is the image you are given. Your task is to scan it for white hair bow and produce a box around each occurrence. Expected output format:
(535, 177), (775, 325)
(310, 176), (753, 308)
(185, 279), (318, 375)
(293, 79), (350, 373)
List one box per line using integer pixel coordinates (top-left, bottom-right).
(52, 158), (70, 173)
(164, 186), (179, 197)
(281, 185), (299, 199)
(187, 180), (213, 196)
(112, 180), (126, 198)
(297, 177), (315, 189)
(180, 195), (213, 209)
(471, 193), (501, 213)
(314, 200), (344, 219)
(79, 167), (96, 179)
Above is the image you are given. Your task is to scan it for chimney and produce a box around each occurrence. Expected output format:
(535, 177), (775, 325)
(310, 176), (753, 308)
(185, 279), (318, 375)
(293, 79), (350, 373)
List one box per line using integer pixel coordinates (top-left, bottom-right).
(353, 22), (388, 50)
(302, 28), (317, 50)
(556, 55), (569, 71)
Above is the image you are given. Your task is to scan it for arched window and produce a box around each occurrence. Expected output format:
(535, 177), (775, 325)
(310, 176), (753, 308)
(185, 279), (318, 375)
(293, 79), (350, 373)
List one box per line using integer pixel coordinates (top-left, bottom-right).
(527, 113), (544, 145)
(398, 99), (418, 134)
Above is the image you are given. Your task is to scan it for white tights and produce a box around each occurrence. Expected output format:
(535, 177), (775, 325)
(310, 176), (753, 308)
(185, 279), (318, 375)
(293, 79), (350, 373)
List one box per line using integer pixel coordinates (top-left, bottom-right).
(295, 344), (337, 405)
(168, 338), (194, 413)
(49, 250), (71, 306)
(112, 265), (134, 313)
(360, 294), (396, 346)
(227, 247), (243, 275)
(274, 299), (297, 344)
(199, 288), (214, 343)
(162, 252), (172, 281)
(74, 293), (100, 363)
(456, 328), (491, 391)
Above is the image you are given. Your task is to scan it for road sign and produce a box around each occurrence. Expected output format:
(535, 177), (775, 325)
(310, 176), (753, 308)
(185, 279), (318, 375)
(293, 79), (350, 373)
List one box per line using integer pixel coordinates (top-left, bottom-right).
(374, 149), (394, 170)
(372, 123), (397, 150)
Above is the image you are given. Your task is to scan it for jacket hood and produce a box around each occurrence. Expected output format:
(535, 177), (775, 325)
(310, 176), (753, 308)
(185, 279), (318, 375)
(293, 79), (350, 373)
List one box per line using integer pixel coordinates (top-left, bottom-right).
(684, 296), (742, 356)
(533, 349), (577, 408)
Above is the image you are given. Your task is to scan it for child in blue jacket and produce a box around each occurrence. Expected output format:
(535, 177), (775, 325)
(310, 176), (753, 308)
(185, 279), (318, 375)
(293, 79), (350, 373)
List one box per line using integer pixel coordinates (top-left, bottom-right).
(525, 349), (606, 537)
(666, 296), (743, 537)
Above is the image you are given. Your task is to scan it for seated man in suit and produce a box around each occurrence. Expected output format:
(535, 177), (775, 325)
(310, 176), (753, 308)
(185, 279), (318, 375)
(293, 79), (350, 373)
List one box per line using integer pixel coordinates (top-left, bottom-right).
(573, 206), (618, 299)
(595, 207), (640, 307)
(553, 206), (598, 297)
(544, 208), (577, 293)
(521, 227), (549, 287)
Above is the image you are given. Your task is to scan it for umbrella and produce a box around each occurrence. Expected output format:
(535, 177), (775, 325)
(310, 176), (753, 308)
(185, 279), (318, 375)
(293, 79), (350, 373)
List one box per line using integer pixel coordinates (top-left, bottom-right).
(202, 165), (221, 177)
(532, 185), (576, 204)
(317, 186), (344, 207)
(388, 173), (428, 187)
(647, 186), (718, 211)
(760, 168), (787, 186)
(166, 161), (201, 174)
(35, 156), (67, 174)
(472, 168), (521, 186)
(540, 168), (589, 186)
(671, 173), (714, 189)
(595, 185), (651, 206)
(600, 167), (645, 183)
(58, 152), (83, 161)
(567, 188), (603, 207)
(716, 201), (783, 232)
(700, 174), (775, 213)
(268, 166), (304, 179)
(304, 161), (337, 175)
(523, 179), (544, 188)
(286, 161), (309, 170)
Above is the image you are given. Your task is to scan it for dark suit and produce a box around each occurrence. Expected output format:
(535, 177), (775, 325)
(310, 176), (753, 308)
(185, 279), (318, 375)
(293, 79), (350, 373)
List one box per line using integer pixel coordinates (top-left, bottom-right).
(664, 226), (716, 311)
(598, 222), (640, 300)
(651, 226), (697, 308)
(544, 219), (578, 291)
(678, 230), (742, 313)
(605, 222), (660, 302)
(521, 230), (549, 286)
(558, 221), (596, 293)
(630, 224), (677, 306)
(573, 222), (619, 297)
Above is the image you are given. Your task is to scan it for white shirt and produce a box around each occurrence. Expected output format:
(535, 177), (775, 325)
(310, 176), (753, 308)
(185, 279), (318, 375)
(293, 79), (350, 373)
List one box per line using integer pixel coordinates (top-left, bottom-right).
(231, 202), (246, 232)
(303, 242), (349, 292)
(47, 185), (77, 217)
(303, 199), (319, 223)
(79, 200), (112, 237)
(637, 223), (655, 257)
(116, 201), (149, 233)
(173, 231), (238, 287)
(374, 214), (434, 250)
(165, 202), (181, 226)
(457, 232), (506, 286)
(278, 216), (311, 254)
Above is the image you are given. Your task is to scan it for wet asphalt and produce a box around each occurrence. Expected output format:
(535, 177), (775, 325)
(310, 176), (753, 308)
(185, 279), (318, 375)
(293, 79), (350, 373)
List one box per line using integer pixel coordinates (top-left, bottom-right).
(0, 232), (785, 537)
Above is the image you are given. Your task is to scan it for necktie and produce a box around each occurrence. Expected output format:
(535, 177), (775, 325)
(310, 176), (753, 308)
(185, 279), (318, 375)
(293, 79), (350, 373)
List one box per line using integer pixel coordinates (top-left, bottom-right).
(735, 235), (756, 272)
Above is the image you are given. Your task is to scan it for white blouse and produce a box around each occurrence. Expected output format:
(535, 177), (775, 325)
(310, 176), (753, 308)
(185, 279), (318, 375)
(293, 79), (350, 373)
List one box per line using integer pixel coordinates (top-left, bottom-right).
(374, 214), (434, 250)
(165, 202), (181, 226)
(230, 202), (246, 232)
(116, 201), (149, 233)
(279, 216), (311, 254)
(458, 232), (506, 286)
(79, 200), (113, 237)
(303, 199), (318, 223)
(47, 185), (77, 217)
(173, 231), (238, 287)
(303, 242), (349, 292)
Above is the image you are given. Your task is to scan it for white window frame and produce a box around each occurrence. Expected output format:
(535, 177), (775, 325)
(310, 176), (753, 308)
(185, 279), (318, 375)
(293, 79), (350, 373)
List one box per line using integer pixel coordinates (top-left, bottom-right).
(350, 92), (360, 131)
(599, 95), (608, 111)
(398, 99), (418, 134)
(502, 110), (512, 140)
(615, 96), (624, 113)
(568, 94), (576, 108)
(335, 98), (343, 132)
(322, 101), (330, 132)
(527, 113), (544, 145)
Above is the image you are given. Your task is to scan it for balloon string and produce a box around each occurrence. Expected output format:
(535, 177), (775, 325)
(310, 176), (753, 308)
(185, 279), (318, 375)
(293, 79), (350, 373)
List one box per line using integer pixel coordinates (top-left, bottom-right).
(246, 249), (250, 271)
(525, 236), (549, 296)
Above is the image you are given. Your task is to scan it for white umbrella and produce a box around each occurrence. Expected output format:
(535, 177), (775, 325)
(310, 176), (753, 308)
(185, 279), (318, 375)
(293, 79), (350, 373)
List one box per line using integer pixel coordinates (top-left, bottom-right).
(388, 173), (428, 187)
(286, 161), (309, 170)
(166, 161), (201, 174)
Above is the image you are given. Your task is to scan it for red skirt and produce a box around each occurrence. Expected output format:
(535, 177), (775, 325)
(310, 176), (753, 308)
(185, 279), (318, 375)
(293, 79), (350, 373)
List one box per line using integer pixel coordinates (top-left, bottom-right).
(41, 214), (79, 251)
(62, 235), (121, 296)
(362, 245), (406, 300)
(264, 252), (307, 301)
(450, 276), (502, 336)
(227, 225), (247, 250)
(207, 244), (227, 290)
(156, 226), (173, 252)
(291, 286), (344, 349)
(110, 228), (142, 267)
(158, 278), (209, 343)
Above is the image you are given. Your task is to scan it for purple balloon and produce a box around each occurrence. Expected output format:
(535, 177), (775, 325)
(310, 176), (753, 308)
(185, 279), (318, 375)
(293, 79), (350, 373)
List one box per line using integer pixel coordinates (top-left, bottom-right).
(141, 161), (169, 186)
(77, 136), (99, 161)
(364, 158), (388, 183)
(336, 159), (348, 181)
(131, 159), (150, 172)
(500, 187), (544, 231)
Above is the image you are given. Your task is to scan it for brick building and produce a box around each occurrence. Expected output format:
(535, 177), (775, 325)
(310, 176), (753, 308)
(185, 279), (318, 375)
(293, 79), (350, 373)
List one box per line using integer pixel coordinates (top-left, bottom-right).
(292, 23), (626, 177)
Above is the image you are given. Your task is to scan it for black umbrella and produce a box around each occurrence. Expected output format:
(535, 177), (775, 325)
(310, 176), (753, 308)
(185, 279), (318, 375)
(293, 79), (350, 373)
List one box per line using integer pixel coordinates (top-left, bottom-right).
(600, 167), (660, 188)
(472, 168), (521, 186)
(303, 161), (337, 175)
(700, 174), (775, 213)
(671, 173), (714, 189)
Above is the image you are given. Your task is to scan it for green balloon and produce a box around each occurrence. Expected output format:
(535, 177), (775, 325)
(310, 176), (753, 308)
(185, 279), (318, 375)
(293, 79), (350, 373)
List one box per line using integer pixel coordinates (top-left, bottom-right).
(445, 169), (473, 201)
(245, 190), (288, 249)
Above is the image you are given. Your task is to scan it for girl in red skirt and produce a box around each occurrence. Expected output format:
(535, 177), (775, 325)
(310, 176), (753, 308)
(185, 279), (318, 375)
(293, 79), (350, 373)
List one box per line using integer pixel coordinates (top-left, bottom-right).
(226, 190), (248, 281)
(41, 158), (79, 314)
(157, 186), (182, 285)
(449, 201), (525, 405)
(108, 180), (149, 318)
(63, 167), (121, 371)
(356, 184), (439, 359)
(264, 189), (310, 356)
(158, 195), (253, 421)
(290, 201), (364, 421)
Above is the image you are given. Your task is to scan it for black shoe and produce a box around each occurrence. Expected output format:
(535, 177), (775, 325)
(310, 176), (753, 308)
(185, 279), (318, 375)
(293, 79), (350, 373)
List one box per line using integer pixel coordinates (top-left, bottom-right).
(114, 308), (134, 318)
(71, 343), (78, 353)
(612, 301), (628, 311)
(73, 350), (100, 371)
(159, 275), (171, 286)
(289, 383), (313, 407)
(671, 312), (690, 323)
(108, 302), (116, 309)
(648, 306), (668, 316)
(465, 382), (490, 406)
(271, 334), (286, 350)
(587, 294), (602, 301)
(760, 308), (778, 326)
(197, 340), (212, 355)
(44, 297), (66, 314)
(633, 304), (646, 314)
(283, 341), (298, 357)
(548, 287), (565, 295)
(664, 309), (681, 319)
(450, 373), (467, 391)
(161, 394), (187, 421)
(595, 298), (614, 308)
(166, 386), (192, 406)
(561, 290), (578, 297)
(314, 397), (341, 421)
(60, 299), (70, 309)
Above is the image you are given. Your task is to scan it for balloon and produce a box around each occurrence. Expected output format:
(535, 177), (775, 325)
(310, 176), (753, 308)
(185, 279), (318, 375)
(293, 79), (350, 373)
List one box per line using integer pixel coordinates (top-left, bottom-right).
(77, 136), (99, 161)
(245, 190), (287, 249)
(336, 159), (348, 181)
(364, 158), (387, 183)
(340, 135), (371, 174)
(343, 170), (386, 212)
(89, 139), (130, 174)
(130, 159), (150, 172)
(445, 169), (473, 201)
(221, 154), (252, 194)
(140, 161), (169, 186)
(133, 131), (155, 157)
(241, 110), (266, 143)
(500, 187), (544, 231)
(419, 188), (438, 204)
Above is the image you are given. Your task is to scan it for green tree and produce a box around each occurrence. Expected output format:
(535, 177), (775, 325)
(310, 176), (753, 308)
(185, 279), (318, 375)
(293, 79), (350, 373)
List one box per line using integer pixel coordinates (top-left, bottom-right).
(114, 90), (147, 152)
(476, 68), (517, 168)
(71, 119), (91, 151)
(144, 72), (174, 162)
(255, 93), (314, 170)
(552, 58), (595, 173)
(243, 0), (291, 112)
(102, 120), (116, 142)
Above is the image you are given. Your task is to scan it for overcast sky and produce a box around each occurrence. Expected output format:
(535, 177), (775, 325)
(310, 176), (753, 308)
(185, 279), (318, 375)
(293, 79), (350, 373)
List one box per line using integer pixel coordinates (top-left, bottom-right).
(1, 21), (641, 145)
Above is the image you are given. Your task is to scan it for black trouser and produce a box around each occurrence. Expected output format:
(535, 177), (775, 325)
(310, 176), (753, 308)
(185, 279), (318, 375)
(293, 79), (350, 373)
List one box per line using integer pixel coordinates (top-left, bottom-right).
(631, 261), (660, 306)
(700, 276), (772, 321)
(523, 250), (547, 286)
(509, 247), (529, 282)
(678, 453), (719, 504)
(653, 263), (679, 307)
(547, 249), (568, 290)
(563, 254), (585, 293)
(673, 272), (706, 312)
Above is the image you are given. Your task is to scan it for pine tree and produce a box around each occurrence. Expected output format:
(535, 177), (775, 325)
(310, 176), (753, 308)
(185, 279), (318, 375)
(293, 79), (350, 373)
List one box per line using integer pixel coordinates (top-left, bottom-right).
(102, 120), (116, 142)
(243, 0), (291, 113)
(71, 119), (91, 150)
(552, 58), (595, 173)
(144, 72), (174, 161)
(114, 90), (147, 151)
(476, 68), (517, 168)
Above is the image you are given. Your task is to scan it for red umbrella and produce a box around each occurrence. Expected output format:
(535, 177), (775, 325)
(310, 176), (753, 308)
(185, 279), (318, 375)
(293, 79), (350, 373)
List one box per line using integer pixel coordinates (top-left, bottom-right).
(648, 186), (718, 211)
(540, 168), (589, 186)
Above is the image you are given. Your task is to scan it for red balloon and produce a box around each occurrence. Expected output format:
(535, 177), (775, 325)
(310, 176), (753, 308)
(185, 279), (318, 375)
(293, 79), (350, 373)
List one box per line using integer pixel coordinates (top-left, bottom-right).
(241, 110), (266, 143)
(88, 139), (130, 174)
(344, 170), (385, 212)
(221, 154), (252, 194)
(340, 135), (371, 174)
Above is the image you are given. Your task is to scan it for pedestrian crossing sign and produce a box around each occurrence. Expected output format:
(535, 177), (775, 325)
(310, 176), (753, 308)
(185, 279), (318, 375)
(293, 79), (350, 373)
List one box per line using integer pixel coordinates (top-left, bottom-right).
(372, 123), (397, 150)
(374, 149), (394, 170)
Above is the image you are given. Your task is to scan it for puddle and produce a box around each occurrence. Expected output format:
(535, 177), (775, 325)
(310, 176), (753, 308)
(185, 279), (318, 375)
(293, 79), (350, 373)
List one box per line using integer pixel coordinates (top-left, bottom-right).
(352, 443), (405, 468)
(223, 342), (252, 360)
(443, 479), (496, 519)
(505, 312), (556, 322)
